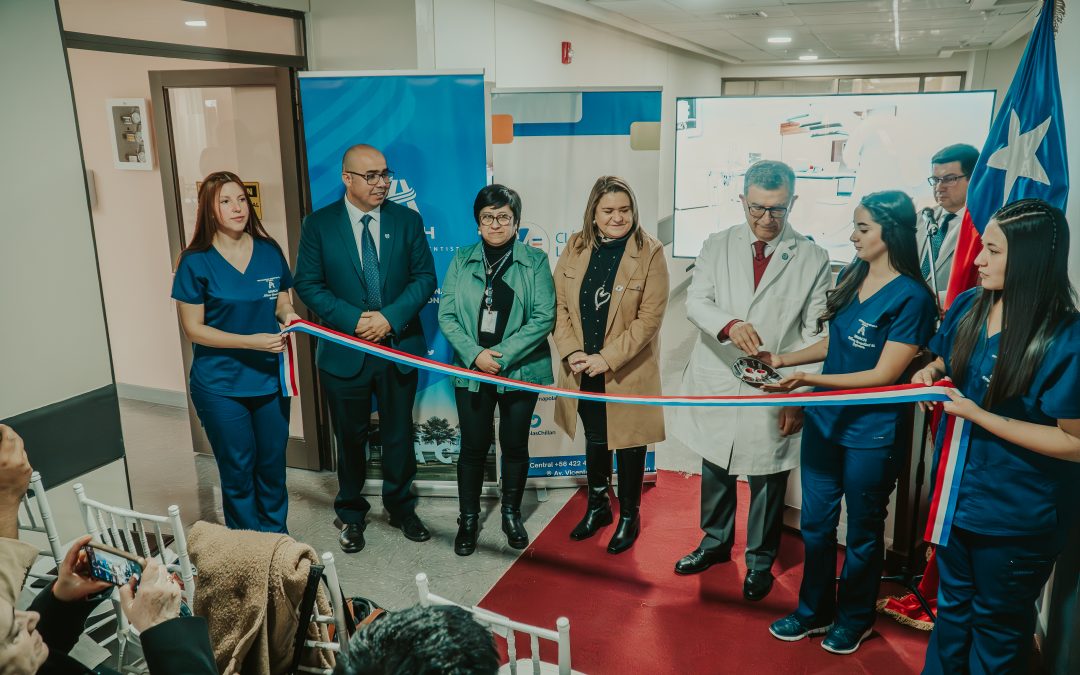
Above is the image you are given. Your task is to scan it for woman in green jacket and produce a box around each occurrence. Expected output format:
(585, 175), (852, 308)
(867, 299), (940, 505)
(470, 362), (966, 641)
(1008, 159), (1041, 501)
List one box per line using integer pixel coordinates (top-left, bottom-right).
(438, 184), (556, 556)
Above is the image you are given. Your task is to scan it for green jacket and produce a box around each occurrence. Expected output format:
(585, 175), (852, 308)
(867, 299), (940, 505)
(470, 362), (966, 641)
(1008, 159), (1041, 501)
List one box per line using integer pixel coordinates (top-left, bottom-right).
(438, 241), (555, 392)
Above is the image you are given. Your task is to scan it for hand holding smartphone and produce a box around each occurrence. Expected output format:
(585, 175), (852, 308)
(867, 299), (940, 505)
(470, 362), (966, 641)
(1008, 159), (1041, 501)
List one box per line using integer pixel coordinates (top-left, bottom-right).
(82, 542), (144, 587)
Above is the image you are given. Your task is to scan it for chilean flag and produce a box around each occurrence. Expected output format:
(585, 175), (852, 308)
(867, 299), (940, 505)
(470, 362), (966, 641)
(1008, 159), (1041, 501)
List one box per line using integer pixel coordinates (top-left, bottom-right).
(945, 0), (1069, 306)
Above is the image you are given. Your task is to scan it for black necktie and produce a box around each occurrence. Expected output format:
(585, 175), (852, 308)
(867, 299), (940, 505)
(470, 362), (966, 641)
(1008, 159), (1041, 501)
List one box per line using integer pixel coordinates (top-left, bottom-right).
(360, 214), (381, 308)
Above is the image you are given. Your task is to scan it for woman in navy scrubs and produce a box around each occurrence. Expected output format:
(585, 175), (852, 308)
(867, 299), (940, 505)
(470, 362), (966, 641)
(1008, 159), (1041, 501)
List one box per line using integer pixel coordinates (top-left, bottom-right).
(913, 199), (1080, 674)
(172, 171), (300, 533)
(762, 190), (938, 654)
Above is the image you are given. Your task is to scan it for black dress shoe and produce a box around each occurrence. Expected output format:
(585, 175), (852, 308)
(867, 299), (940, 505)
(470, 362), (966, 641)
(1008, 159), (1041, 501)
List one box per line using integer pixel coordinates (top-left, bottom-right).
(454, 513), (479, 556)
(744, 569), (774, 601)
(338, 523), (366, 553)
(389, 513), (432, 542)
(674, 547), (731, 575)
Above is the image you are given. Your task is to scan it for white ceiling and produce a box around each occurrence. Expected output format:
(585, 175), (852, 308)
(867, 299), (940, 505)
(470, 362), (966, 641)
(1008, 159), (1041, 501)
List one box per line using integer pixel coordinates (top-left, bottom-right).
(583, 0), (1040, 63)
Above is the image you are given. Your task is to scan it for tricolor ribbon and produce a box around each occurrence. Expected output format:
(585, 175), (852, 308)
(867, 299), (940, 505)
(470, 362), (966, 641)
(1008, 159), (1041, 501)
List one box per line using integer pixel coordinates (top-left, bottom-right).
(923, 413), (971, 547)
(279, 318), (969, 544)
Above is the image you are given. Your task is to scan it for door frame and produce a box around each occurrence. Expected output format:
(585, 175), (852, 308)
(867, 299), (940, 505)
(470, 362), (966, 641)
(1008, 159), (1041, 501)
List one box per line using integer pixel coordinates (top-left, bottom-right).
(149, 66), (325, 470)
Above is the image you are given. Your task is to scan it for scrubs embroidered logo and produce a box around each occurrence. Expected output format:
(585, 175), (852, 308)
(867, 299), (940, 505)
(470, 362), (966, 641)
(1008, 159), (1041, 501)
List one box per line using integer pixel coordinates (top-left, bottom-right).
(258, 276), (281, 300)
(848, 319), (878, 350)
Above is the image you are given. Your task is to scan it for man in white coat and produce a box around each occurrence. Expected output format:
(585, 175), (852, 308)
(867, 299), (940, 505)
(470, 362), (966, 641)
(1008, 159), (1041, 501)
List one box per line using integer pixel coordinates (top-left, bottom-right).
(918, 143), (979, 302)
(672, 160), (831, 601)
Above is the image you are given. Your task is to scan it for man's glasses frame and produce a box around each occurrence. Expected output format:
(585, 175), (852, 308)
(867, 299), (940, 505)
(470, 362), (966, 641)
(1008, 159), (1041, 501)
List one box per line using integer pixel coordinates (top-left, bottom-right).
(746, 203), (790, 219)
(927, 174), (969, 187)
(345, 170), (394, 186)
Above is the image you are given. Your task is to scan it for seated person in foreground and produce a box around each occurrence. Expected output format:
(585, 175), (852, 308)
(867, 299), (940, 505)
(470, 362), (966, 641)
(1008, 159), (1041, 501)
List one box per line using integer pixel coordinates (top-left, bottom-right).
(334, 605), (499, 675)
(1, 535), (216, 675)
(0, 424), (37, 604)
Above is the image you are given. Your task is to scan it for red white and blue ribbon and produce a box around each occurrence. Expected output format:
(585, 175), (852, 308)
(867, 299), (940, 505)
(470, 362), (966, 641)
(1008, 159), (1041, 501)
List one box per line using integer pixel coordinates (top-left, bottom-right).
(279, 319), (954, 407)
(924, 413), (971, 547)
(279, 318), (969, 545)
(279, 331), (300, 398)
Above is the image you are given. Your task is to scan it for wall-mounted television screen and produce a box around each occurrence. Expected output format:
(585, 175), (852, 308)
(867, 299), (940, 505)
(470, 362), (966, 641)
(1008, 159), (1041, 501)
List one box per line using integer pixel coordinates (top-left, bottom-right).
(673, 91), (996, 262)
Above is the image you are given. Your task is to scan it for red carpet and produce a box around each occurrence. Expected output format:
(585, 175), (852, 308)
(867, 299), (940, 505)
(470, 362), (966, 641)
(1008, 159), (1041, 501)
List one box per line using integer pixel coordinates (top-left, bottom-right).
(479, 470), (928, 674)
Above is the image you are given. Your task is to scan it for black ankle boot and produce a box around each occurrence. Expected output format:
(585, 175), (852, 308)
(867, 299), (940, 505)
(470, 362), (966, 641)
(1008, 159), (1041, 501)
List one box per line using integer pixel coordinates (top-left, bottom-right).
(500, 505), (529, 549)
(570, 443), (613, 540)
(500, 459), (530, 549)
(454, 513), (479, 556)
(607, 447), (646, 554)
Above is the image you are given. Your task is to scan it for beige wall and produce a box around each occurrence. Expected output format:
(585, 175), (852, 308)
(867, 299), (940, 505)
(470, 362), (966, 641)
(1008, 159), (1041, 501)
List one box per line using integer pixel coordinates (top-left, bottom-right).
(969, 38), (1027, 114)
(307, 0), (419, 70)
(66, 50), (232, 395)
(426, 0), (723, 226)
(0, 0), (114, 418)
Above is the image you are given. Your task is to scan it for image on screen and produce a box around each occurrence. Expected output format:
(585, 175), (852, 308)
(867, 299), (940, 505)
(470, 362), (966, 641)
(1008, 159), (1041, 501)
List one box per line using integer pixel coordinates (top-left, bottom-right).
(672, 91), (995, 261)
(87, 546), (142, 586)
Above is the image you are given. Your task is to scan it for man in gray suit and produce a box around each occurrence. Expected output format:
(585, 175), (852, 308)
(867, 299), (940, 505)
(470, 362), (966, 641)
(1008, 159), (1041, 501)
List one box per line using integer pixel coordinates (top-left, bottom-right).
(920, 144), (979, 299)
(295, 145), (437, 553)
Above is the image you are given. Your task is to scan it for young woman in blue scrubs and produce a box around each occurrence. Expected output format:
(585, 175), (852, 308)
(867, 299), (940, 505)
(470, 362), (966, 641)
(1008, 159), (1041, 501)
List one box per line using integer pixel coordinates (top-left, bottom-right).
(761, 190), (938, 654)
(911, 199), (1080, 674)
(172, 171), (300, 533)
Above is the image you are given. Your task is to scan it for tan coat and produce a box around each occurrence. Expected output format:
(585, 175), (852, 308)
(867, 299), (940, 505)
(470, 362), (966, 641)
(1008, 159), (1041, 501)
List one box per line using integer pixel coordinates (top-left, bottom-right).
(0, 536), (37, 604)
(188, 521), (334, 675)
(553, 230), (669, 449)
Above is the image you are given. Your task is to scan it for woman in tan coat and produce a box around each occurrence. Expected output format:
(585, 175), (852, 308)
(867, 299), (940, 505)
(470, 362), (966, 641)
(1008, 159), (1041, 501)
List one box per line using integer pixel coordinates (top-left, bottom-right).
(553, 176), (669, 554)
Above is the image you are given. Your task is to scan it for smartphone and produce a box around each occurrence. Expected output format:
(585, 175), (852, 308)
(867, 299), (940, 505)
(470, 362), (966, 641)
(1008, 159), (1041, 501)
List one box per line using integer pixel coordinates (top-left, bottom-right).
(82, 543), (143, 586)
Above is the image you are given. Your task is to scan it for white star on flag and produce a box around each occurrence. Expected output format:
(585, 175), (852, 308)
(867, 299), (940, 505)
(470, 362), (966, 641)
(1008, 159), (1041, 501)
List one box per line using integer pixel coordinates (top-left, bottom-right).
(985, 110), (1052, 204)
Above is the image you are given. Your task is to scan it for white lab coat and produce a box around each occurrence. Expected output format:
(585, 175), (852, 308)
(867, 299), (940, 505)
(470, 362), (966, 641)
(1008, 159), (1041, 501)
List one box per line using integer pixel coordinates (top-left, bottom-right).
(672, 223), (831, 475)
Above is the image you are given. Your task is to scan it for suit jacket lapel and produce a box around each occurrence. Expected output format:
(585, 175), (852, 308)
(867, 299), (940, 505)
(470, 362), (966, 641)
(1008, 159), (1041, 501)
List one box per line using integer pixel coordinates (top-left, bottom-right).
(753, 227), (797, 301)
(730, 226), (754, 317)
(378, 203), (398, 292)
(604, 235), (645, 334)
(937, 208), (961, 272)
(335, 200), (366, 290)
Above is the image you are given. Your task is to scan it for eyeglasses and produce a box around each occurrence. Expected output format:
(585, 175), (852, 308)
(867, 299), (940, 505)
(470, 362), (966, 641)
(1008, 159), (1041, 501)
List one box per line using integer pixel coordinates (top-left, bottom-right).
(928, 174), (969, 187)
(479, 213), (514, 227)
(746, 204), (789, 219)
(345, 170), (394, 186)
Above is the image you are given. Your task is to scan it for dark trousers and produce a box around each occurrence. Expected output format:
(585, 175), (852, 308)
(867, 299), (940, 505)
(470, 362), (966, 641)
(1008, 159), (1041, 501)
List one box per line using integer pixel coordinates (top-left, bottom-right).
(189, 388), (289, 533)
(577, 399), (645, 467)
(796, 419), (901, 632)
(699, 458), (789, 571)
(454, 385), (539, 514)
(321, 360), (418, 525)
(923, 527), (1060, 675)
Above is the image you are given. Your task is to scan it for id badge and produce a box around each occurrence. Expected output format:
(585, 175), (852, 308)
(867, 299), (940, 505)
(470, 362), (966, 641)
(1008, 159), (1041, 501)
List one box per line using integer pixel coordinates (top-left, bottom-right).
(480, 309), (498, 333)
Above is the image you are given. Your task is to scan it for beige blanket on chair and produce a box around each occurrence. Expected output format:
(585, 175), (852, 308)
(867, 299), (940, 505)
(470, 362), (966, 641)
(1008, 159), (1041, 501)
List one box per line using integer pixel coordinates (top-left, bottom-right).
(188, 521), (335, 674)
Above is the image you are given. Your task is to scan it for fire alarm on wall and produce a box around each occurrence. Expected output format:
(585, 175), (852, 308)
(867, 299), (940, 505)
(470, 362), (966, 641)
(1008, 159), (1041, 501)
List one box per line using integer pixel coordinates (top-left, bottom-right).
(561, 41), (573, 64)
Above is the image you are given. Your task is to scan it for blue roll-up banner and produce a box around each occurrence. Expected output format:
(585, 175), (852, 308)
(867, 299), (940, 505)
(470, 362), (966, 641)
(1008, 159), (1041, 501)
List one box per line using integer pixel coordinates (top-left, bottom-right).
(491, 88), (663, 484)
(298, 71), (490, 485)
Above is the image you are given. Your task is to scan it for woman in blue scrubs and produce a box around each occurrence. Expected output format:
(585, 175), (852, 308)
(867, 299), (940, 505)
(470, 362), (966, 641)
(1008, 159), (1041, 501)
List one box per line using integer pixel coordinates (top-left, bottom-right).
(762, 190), (938, 654)
(172, 171), (300, 533)
(912, 199), (1080, 674)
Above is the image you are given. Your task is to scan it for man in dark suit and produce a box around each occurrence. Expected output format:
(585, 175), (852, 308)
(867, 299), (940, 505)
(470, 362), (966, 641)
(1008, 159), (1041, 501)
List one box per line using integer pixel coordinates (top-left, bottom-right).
(920, 143), (979, 301)
(295, 144), (437, 552)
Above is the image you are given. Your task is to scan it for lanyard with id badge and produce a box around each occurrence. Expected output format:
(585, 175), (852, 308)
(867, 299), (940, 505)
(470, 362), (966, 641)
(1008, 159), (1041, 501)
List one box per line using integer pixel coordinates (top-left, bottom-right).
(481, 247), (512, 334)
